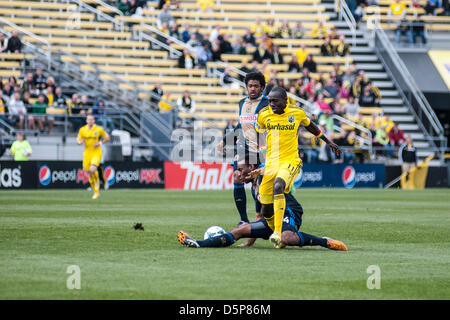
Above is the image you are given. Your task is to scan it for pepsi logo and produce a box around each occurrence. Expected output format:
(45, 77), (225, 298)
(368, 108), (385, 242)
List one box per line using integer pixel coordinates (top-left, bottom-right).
(104, 165), (115, 186)
(39, 165), (51, 186)
(342, 166), (356, 189)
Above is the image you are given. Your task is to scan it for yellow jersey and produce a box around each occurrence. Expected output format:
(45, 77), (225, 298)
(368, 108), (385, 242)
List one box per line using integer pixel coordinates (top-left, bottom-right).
(256, 104), (310, 166)
(77, 124), (108, 155)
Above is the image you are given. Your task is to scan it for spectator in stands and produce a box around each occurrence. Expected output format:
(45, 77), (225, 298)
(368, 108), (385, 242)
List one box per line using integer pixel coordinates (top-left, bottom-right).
(375, 124), (390, 156)
(8, 92), (26, 130)
(93, 99), (115, 133)
(243, 28), (256, 47)
(10, 132), (32, 161)
(0, 33), (8, 53)
(312, 21), (328, 39)
(318, 110), (334, 133)
(158, 91), (174, 113)
(424, 0), (442, 15)
(338, 81), (351, 99)
(250, 17), (266, 38)
(219, 34), (233, 54)
(220, 68), (234, 87)
(341, 68), (355, 86)
(358, 87), (378, 107)
(32, 93), (54, 133)
(169, 23), (181, 41)
(381, 114), (394, 132)
(366, 81), (382, 106)
(197, 0), (214, 13)
(33, 68), (46, 88)
(211, 39), (222, 61)
(323, 78), (339, 99)
(196, 42), (212, 67)
(329, 26), (340, 40)
(209, 25), (222, 44)
(186, 33), (202, 49)
(177, 90), (196, 126)
(21, 73), (35, 97)
(231, 37), (247, 55)
(68, 93), (85, 131)
(270, 45), (283, 64)
(252, 43), (270, 63)
(118, 0), (130, 15)
(315, 93), (333, 114)
(320, 37), (334, 56)
(291, 22), (304, 39)
(335, 35), (350, 56)
(192, 26), (204, 42)
(2, 83), (13, 105)
(7, 30), (22, 53)
(277, 20), (291, 39)
(181, 24), (191, 43)
(395, 17), (412, 45)
(353, 4), (366, 23)
(302, 54), (317, 73)
(265, 18), (278, 38)
(288, 55), (301, 73)
(389, 0), (407, 17)
(295, 44), (310, 67)
(410, 16), (427, 45)
(388, 122), (405, 149)
(178, 48), (195, 69)
(127, 0), (139, 15)
(400, 136), (416, 173)
(355, 70), (370, 89)
(53, 86), (66, 107)
(157, 4), (174, 29)
(345, 96), (360, 118)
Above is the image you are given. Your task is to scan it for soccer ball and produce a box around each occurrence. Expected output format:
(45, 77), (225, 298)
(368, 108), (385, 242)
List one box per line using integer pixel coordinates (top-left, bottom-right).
(203, 226), (226, 240)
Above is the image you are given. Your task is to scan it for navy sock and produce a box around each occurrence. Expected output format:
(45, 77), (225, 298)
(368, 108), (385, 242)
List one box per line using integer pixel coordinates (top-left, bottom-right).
(197, 233), (235, 248)
(234, 184), (249, 223)
(250, 185), (262, 215)
(297, 232), (328, 247)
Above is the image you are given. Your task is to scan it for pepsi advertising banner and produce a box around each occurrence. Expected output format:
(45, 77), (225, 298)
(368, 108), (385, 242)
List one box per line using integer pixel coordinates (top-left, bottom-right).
(36, 161), (164, 189)
(293, 164), (385, 188)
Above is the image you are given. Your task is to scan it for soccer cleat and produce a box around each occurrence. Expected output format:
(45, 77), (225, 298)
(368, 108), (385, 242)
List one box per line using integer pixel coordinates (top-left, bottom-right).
(269, 232), (282, 248)
(275, 242), (286, 249)
(92, 192), (99, 200)
(178, 231), (200, 248)
(324, 237), (348, 251)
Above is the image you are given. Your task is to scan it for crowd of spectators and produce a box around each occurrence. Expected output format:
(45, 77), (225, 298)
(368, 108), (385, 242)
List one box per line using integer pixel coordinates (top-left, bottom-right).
(0, 67), (115, 135)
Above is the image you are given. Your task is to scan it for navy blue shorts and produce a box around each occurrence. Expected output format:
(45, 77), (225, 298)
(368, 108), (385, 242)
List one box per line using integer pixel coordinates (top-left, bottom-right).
(249, 208), (302, 240)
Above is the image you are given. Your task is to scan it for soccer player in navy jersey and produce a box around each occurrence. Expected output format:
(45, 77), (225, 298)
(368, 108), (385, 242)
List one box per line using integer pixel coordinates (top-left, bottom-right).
(216, 72), (269, 224)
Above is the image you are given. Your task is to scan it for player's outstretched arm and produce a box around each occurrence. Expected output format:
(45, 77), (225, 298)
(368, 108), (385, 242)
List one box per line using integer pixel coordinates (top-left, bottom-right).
(305, 121), (341, 157)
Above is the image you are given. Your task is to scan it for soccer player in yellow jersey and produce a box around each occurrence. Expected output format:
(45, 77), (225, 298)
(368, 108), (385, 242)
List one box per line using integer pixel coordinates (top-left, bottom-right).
(77, 114), (110, 199)
(253, 87), (341, 248)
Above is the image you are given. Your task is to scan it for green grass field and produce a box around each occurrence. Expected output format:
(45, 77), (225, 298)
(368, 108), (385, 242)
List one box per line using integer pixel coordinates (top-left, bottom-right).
(0, 188), (449, 300)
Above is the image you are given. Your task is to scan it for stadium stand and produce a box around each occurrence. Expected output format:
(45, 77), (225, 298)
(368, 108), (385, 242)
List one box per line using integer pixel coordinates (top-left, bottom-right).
(0, 0), (445, 163)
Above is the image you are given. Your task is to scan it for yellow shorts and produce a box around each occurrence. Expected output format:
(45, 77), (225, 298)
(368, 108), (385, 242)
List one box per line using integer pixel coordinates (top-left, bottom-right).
(82, 152), (101, 171)
(259, 158), (302, 204)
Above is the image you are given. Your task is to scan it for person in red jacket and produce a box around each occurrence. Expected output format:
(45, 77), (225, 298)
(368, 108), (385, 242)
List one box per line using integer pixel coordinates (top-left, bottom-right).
(388, 122), (405, 147)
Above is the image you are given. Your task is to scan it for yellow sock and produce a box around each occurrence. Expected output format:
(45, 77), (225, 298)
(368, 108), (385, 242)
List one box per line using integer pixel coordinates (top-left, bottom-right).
(264, 215), (275, 231)
(93, 170), (100, 194)
(89, 175), (96, 191)
(274, 194), (286, 235)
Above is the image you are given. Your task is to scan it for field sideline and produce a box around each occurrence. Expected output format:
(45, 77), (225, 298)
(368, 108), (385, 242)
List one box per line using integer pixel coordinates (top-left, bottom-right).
(0, 188), (449, 300)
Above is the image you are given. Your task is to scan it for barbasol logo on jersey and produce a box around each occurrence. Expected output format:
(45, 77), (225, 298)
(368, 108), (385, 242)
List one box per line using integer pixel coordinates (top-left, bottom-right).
(267, 123), (295, 130)
(104, 165), (115, 186)
(39, 165), (51, 186)
(342, 166), (356, 189)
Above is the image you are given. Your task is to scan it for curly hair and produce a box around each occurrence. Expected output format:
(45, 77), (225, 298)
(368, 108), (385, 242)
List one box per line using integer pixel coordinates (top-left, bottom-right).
(244, 71), (266, 89)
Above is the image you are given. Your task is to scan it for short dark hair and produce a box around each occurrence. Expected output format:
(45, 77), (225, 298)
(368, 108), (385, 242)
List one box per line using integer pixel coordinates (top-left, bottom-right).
(244, 71), (266, 88)
(269, 86), (287, 100)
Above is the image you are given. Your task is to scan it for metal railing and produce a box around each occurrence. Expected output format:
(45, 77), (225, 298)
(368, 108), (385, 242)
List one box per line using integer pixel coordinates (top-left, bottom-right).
(334, 0), (357, 46)
(371, 25), (446, 162)
(0, 17), (51, 69)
